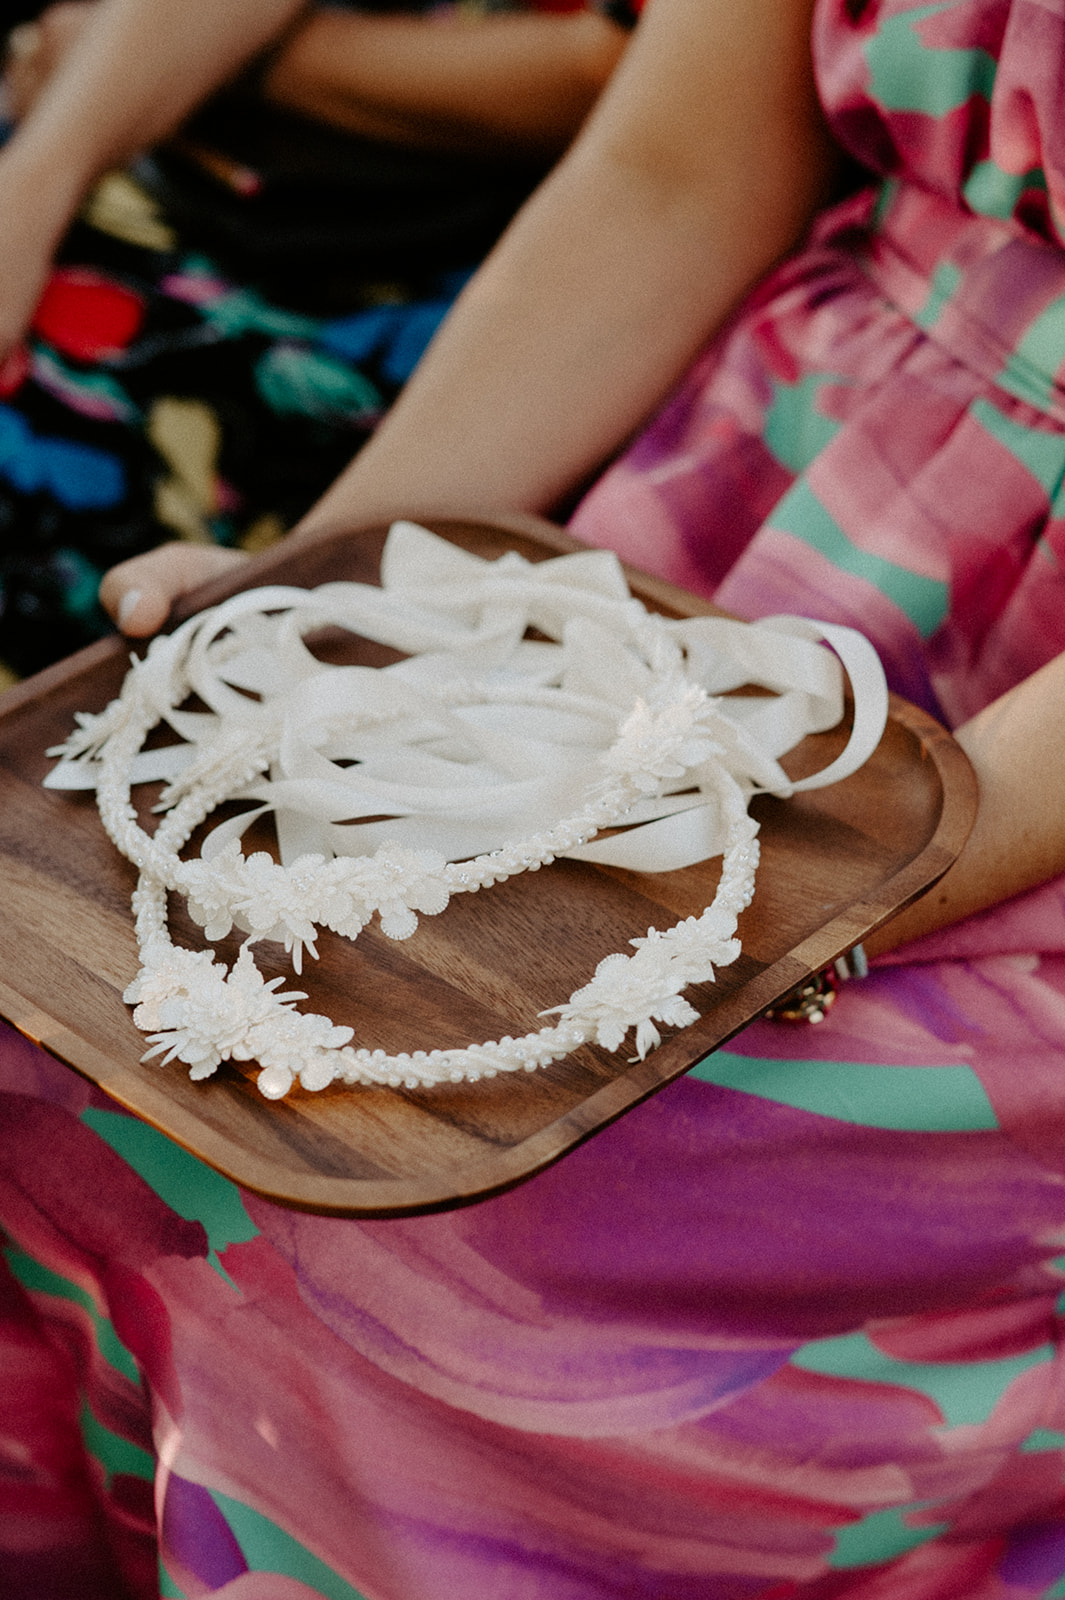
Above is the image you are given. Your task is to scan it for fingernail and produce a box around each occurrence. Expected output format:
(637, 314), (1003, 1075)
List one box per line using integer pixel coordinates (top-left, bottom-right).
(117, 589), (143, 630)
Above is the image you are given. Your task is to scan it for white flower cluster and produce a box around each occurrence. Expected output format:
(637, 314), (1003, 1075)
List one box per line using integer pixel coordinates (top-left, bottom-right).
(182, 839), (451, 969)
(120, 811), (753, 1100)
(603, 682), (722, 793)
(96, 681), (722, 979)
(125, 940), (353, 1097)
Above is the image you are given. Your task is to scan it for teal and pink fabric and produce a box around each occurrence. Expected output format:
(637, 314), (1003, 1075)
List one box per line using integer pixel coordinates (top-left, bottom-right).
(8, 0), (1065, 1594)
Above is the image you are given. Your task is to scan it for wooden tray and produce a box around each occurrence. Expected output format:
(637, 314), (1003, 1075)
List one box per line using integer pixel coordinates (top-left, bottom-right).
(0, 516), (976, 1215)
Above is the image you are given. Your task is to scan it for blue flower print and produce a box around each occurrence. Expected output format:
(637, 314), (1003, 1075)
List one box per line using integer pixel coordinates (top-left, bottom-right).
(0, 405), (125, 509)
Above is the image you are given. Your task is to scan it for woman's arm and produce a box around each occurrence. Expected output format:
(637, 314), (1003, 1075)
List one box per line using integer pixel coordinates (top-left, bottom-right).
(259, 6), (629, 157)
(0, 0), (306, 354)
(6, 1), (630, 166)
(864, 651), (1065, 954)
(295, 0), (834, 536)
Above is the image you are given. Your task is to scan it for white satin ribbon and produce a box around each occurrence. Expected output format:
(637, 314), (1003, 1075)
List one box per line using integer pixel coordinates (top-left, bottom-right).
(46, 521), (888, 878)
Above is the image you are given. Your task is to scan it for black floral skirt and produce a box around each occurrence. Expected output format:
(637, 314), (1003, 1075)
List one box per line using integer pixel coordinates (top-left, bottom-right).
(0, 165), (468, 678)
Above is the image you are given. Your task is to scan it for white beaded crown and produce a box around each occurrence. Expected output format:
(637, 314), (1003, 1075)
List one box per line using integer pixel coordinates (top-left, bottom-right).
(46, 523), (887, 1100)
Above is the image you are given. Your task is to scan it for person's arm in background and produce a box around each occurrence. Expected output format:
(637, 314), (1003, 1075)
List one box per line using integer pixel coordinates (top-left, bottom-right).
(9, 2), (630, 160)
(258, 5), (630, 158)
(0, 0), (310, 358)
(1, 0), (630, 341)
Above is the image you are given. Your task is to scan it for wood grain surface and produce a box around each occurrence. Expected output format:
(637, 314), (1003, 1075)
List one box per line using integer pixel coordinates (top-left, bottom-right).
(0, 517), (977, 1214)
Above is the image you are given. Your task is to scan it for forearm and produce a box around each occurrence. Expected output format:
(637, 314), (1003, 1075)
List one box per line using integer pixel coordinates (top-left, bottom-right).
(260, 7), (628, 155)
(865, 651), (1065, 954)
(295, 0), (835, 538)
(1, 0), (306, 240)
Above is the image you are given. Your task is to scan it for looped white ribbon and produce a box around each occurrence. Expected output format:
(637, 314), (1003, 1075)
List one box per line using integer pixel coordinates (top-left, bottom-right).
(46, 521), (888, 879)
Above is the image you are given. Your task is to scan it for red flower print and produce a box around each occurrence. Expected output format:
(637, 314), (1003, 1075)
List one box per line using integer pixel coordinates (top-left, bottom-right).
(32, 268), (146, 360)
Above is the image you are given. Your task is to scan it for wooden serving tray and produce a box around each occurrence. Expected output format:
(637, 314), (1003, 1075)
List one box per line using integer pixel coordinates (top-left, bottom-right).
(0, 517), (976, 1215)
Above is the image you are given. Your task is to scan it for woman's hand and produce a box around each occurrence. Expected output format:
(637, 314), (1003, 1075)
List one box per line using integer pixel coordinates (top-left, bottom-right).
(4, 3), (95, 122)
(864, 648), (1065, 954)
(99, 543), (250, 635)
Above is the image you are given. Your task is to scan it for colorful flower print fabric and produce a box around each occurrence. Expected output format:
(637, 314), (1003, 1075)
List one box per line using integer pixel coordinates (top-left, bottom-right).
(0, 174), (461, 681)
(8, 1), (1065, 1598)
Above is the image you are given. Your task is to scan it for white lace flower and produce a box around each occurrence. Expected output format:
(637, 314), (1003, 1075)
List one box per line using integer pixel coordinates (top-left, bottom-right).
(357, 843), (450, 939)
(544, 949), (693, 1057)
(315, 862), (368, 941)
(632, 911), (741, 984)
(605, 686), (723, 794)
(228, 850), (322, 970)
(251, 1007), (354, 1097)
(183, 857), (238, 941)
(46, 698), (127, 762)
(138, 945), (306, 1079)
(123, 940), (222, 1024)
(128, 629), (187, 718)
